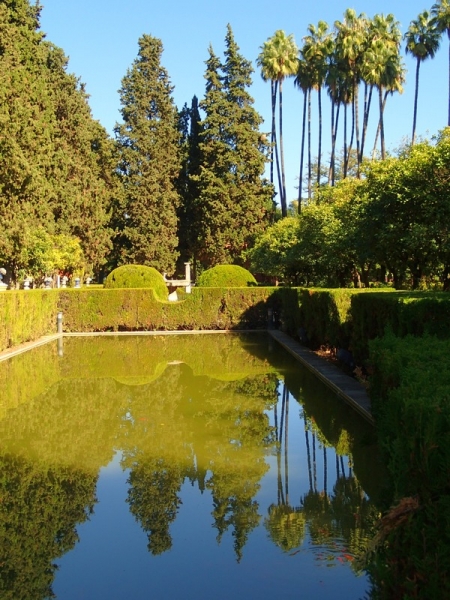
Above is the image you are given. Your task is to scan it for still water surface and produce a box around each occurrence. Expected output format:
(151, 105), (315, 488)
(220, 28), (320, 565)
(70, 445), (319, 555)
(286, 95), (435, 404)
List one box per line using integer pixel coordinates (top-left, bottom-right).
(0, 333), (382, 599)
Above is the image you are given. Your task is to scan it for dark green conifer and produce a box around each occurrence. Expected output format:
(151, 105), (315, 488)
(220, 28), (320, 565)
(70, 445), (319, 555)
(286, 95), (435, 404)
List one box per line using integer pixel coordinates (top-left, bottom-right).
(192, 25), (274, 268)
(115, 34), (181, 274)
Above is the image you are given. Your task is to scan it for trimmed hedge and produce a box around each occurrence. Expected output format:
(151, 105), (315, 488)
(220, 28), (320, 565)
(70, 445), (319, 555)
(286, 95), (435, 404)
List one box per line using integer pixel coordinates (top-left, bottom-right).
(57, 287), (286, 332)
(196, 265), (257, 287)
(367, 331), (450, 597)
(0, 290), (59, 350)
(104, 265), (168, 300)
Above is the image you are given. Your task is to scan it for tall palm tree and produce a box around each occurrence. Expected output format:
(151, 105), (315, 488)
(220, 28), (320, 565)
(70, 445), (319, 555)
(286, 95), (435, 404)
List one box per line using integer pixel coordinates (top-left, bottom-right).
(334, 9), (368, 176)
(257, 31), (298, 217)
(431, 0), (450, 126)
(302, 21), (333, 189)
(295, 56), (311, 210)
(405, 11), (441, 145)
(363, 14), (403, 159)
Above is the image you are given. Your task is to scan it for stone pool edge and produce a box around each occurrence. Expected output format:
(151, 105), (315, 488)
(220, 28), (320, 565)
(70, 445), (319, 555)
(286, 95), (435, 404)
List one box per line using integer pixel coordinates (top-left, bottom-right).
(268, 330), (374, 425)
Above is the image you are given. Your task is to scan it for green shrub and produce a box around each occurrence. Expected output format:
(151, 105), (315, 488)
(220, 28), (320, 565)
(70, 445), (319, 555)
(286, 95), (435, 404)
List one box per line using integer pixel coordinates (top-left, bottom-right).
(196, 265), (257, 288)
(103, 265), (168, 300)
(367, 331), (450, 597)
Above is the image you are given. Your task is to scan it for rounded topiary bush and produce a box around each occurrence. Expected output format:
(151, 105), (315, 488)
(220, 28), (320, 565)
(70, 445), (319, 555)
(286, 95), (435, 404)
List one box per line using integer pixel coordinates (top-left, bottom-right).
(104, 265), (168, 300)
(196, 265), (257, 287)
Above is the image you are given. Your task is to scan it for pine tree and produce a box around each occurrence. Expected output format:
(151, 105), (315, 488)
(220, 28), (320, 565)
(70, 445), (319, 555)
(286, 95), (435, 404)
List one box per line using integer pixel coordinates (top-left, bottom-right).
(115, 34), (181, 274)
(192, 25), (274, 268)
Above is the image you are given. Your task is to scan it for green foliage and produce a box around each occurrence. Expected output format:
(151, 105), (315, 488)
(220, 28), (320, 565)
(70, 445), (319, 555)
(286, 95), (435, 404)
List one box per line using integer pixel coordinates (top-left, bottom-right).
(192, 25), (274, 268)
(57, 287), (284, 333)
(196, 265), (257, 288)
(0, 1), (114, 283)
(0, 453), (97, 600)
(296, 288), (355, 349)
(103, 265), (168, 300)
(247, 217), (303, 283)
(367, 332), (450, 597)
(0, 290), (59, 350)
(114, 34), (181, 273)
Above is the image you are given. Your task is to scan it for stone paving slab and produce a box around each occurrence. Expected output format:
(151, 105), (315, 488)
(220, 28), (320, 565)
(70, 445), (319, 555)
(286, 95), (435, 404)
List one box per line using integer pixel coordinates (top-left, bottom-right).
(269, 330), (374, 424)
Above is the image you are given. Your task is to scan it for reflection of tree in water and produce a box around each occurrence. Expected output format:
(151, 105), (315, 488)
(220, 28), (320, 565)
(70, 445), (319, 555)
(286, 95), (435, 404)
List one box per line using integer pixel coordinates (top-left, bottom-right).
(126, 459), (183, 556)
(265, 385), (378, 564)
(301, 416), (378, 568)
(122, 367), (279, 560)
(265, 383), (306, 552)
(204, 374), (278, 562)
(0, 454), (97, 600)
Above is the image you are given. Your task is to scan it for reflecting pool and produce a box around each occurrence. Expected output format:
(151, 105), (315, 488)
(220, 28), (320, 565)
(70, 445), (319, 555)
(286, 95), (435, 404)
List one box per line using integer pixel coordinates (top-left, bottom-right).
(0, 333), (383, 600)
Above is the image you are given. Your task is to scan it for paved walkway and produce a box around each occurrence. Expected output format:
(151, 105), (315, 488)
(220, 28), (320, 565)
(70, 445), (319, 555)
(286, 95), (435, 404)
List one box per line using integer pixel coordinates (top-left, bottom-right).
(269, 330), (374, 424)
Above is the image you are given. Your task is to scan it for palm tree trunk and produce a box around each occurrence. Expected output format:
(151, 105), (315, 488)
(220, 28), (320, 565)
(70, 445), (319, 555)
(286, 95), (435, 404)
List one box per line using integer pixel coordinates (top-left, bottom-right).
(279, 80), (287, 216)
(447, 30), (450, 126)
(412, 58), (421, 145)
(328, 99), (335, 185)
(360, 83), (373, 161)
(317, 87), (322, 186)
(354, 77), (361, 177)
(298, 90), (307, 212)
(270, 80), (276, 185)
(379, 86), (386, 159)
(344, 103), (348, 178)
(372, 90), (389, 158)
(307, 88), (312, 200)
(331, 103), (340, 186)
(272, 82), (283, 212)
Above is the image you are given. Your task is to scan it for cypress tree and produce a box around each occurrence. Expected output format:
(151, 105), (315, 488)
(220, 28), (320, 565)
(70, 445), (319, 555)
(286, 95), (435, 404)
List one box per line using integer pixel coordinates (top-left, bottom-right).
(115, 34), (181, 274)
(0, 0), (115, 282)
(192, 25), (274, 268)
(176, 95), (202, 268)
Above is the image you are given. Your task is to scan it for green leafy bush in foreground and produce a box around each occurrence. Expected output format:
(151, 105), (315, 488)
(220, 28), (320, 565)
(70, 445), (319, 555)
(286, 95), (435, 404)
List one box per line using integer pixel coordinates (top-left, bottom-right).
(103, 265), (168, 300)
(196, 265), (257, 288)
(366, 331), (450, 598)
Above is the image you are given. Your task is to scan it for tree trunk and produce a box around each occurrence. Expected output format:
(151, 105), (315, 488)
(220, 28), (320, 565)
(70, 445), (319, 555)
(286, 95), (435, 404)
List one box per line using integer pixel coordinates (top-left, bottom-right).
(360, 83), (373, 162)
(354, 76), (361, 177)
(270, 80), (276, 185)
(448, 30), (450, 127)
(412, 58), (420, 145)
(298, 90), (307, 212)
(331, 102), (340, 186)
(279, 80), (287, 216)
(317, 87), (322, 186)
(307, 88), (312, 200)
(378, 87), (385, 159)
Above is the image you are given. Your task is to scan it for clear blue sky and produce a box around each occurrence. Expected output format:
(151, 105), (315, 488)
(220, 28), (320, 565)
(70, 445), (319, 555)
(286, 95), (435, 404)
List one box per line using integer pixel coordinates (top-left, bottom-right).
(40, 0), (447, 202)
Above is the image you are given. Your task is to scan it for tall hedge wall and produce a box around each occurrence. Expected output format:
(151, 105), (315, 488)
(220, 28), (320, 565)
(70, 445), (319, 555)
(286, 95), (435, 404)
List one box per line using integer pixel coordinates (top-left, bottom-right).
(56, 287), (288, 333)
(0, 291), (59, 351)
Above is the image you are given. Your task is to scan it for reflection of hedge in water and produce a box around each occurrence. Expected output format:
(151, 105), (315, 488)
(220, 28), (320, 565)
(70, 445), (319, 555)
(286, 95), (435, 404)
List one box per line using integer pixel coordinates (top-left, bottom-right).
(0, 378), (128, 470)
(59, 333), (279, 383)
(0, 342), (61, 420)
(0, 453), (97, 600)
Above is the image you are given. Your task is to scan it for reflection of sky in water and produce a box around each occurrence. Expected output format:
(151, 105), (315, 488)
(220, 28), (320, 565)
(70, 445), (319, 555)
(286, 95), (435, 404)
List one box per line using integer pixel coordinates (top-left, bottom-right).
(0, 334), (379, 600)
